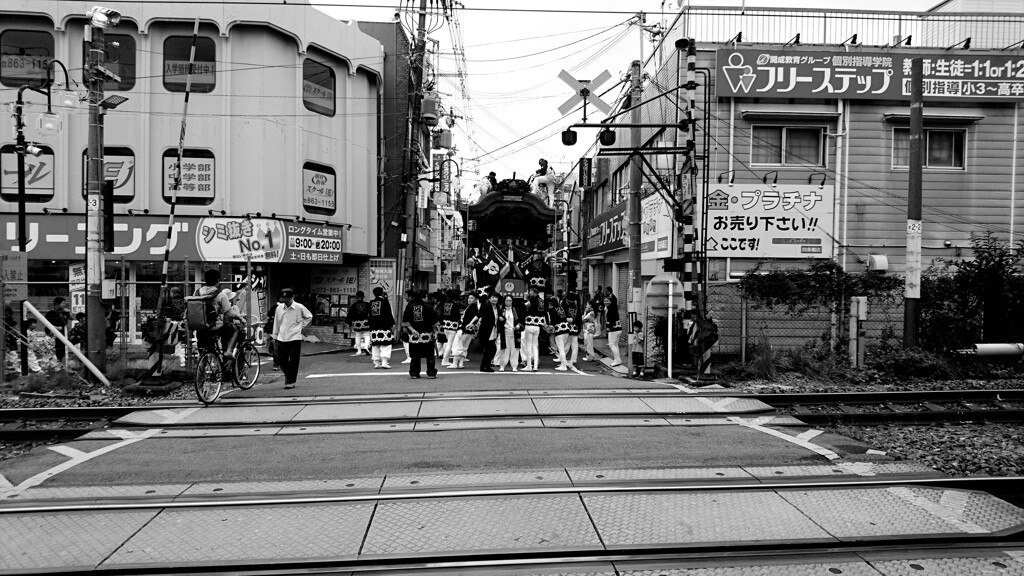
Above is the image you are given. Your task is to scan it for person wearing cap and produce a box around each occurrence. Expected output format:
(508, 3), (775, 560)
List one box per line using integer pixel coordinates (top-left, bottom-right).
(272, 288), (312, 389)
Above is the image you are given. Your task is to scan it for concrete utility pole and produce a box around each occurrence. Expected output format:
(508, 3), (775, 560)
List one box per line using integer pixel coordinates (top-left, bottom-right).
(85, 22), (108, 370)
(628, 60), (643, 324)
(904, 58), (923, 348)
(399, 0), (430, 300)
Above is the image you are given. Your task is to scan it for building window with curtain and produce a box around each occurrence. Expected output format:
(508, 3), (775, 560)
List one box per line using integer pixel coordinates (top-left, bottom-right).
(750, 126), (826, 167)
(892, 127), (966, 170)
(0, 30), (54, 88)
(163, 36), (216, 93)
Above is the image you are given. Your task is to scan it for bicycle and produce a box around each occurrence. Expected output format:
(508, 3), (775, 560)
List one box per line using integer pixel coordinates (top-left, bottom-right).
(193, 327), (262, 405)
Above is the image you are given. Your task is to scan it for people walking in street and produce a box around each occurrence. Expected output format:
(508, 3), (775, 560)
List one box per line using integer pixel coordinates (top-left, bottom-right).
(476, 290), (501, 372)
(439, 289), (463, 366)
(400, 289), (415, 364)
(450, 292), (478, 369)
(44, 297), (69, 362)
(629, 320), (645, 378)
(271, 288), (312, 389)
(565, 292), (582, 369)
(348, 291), (371, 356)
(521, 287), (546, 372)
(547, 296), (571, 371)
(581, 302), (597, 361)
(368, 286), (396, 369)
(496, 294), (522, 372)
(402, 289), (439, 379)
(605, 294), (623, 367)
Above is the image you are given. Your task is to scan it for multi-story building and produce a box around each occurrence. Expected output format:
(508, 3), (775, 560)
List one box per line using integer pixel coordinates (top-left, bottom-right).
(0, 0), (383, 340)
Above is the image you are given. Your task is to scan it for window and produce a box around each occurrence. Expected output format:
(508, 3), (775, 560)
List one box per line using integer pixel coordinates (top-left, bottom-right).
(892, 128), (966, 170)
(751, 126), (825, 166)
(0, 144), (54, 202)
(303, 58), (335, 117)
(303, 161), (336, 215)
(162, 149), (215, 205)
(0, 30), (54, 88)
(163, 36), (216, 93)
(81, 147), (135, 203)
(85, 33), (135, 91)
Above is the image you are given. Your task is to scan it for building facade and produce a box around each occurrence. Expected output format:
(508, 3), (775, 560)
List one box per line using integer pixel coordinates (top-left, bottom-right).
(0, 0), (384, 341)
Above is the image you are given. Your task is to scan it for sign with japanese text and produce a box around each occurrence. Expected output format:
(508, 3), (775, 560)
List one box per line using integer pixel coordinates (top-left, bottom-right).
(417, 249), (435, 271)
(302, 165), (336, 213)
(284, 223), (343, 263)
(588, 201), (627, 255)
(1, 145), (54, 202)
(81, 148), (134, 201)
(163, 150), (214, 201)
(69, 262), (85, 315)
(369, 258), (395, 295)
(579, 157), (593, 188)
(705, 184), (834, 259)
(310, 266), (358, 295)
(196, 217), (285, 262)
(302, 79), (335, 114)
(1, 54), (52, 83)
(641, 194), (673, 260)
(0, 251), (26, 301)
(164, 60), (216, 86)
(716, 49), (1024, 102)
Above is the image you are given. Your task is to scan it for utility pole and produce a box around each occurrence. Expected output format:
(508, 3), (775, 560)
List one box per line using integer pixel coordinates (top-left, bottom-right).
(398, 0), (430, 301)
(904, 57), (923, 348)
(85, 22), (108, 370)
(628, 60), (643, 327)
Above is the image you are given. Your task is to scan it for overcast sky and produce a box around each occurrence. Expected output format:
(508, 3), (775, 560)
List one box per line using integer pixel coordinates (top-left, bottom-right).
(313, 1), (944, 194)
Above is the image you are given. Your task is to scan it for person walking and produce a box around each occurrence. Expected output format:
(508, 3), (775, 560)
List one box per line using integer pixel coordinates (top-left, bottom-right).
(581, 301), (597, 361)
(439, 289), (463, 366)
(476, 290), (501, 372)
(547, 296), (571, 371)
(271, 288), (312, 389)
(402, 289), (439, 379)
(629, 320), (646, 378)
(564, 292), (582, 369)
(450, 292), (478, 369)
(400, 289), (415, 364)
(264, 301), (280, 371)
(521, 287), (546, 372)
(44, 297), (70, 362)
(496, 294), (522, 371)
(348, 291), (371, 356)
(604, 294), (623, 367)
(368, 286), (396, 369)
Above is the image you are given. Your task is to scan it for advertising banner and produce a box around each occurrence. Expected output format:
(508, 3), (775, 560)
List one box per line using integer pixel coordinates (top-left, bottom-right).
(69, 262), (86, 315)
(641, 194), (673, 260)
(196, 217), (286, 262)
(716, 49), (1024, 102)
(588, 201), (627, 255)
(283, 222), (343, 263)
(310, 266), (358, 295)
(705, 184), (835, 259)
(302, 165), (336, 213)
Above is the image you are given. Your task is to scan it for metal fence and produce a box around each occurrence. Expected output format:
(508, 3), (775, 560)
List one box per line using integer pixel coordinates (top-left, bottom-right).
(677, 6), (1024, 49)
(705, 281), (903, 362)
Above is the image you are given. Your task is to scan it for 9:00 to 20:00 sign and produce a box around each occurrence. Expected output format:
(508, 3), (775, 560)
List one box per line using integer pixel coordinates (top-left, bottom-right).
(288, 236), (342, 252)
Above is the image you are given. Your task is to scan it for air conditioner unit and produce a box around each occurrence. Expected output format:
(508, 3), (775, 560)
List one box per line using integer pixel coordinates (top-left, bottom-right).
(867, 254), (888, 272)
(421, 95), (439, 127)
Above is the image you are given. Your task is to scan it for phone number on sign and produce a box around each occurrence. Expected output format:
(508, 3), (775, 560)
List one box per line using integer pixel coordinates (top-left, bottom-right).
(288, 236), (342, 252)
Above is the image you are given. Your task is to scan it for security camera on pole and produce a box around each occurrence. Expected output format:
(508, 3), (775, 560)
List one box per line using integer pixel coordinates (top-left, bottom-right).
(84, 5), (122, 372)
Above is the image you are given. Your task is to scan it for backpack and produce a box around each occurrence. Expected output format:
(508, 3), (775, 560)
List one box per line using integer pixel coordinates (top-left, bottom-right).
(185, 288), (223, 331)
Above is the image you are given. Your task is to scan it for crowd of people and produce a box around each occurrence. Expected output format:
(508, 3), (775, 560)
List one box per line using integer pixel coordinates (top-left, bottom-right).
(344, 285), (636, 379)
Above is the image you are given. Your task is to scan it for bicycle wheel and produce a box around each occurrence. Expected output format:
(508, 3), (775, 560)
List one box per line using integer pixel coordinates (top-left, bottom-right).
(234, 343), (261, 389)
(194, 352), (223, 405)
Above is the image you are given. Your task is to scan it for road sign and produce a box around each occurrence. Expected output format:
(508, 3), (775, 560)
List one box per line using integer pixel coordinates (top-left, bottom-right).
(558, 69), (612, 117)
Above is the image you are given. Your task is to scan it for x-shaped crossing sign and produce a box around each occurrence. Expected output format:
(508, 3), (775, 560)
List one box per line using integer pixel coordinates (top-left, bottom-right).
(557, 69), (612, 120)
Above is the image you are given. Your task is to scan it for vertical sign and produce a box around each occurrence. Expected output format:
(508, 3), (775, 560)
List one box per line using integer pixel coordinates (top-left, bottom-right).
(162, 149), (215, 203)
(302, 163), (336, 214)
(0, 251), (27, 301)
(69, 262), (86, 315)
(579, 157), (593, 188)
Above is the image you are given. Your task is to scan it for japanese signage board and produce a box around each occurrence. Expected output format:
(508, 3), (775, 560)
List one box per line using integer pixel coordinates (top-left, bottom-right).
(705, 184), (834, 259)
(716, 49), (1024, 102)
(197, 217), (286, 262)
(418, 249), (435, 272)
(1, 54), (52, 83)
(641, 194), (673, 260)
(302, 79), (335, 115)
(369, 258), (396, 295)
(162, 150), (214, 202)
(164, 60), (216, 86)
(81, 148), (135, 201)
(310, 266), (358, 295)
(0, 251), (27, 301)
(302, 164), (336, 213)
(588, 201), (627, 255)
(284, 223), (343, 263)
(0, 145), (54, 202)
(579, 157), (593, 188)
(69, 262), (86, 315)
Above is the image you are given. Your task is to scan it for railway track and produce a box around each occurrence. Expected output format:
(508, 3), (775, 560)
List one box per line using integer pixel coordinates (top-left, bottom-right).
(3, 389), (1023, 441)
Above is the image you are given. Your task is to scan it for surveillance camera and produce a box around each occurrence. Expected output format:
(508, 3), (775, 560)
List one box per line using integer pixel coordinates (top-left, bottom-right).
(25, 144), (43, 157)
(943, 240), (953, 248)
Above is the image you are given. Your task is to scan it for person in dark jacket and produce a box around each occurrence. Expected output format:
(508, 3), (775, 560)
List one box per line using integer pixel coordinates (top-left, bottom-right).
(547, 296), (571, 371)
(439, 289), (463, 367)
(44, 297), (69, 361)
(348, 290), (371, 356)
(475, 290), (501, 372)
(450, 292), (478, 369)
(496, 294), (523, 371)
(402, 289), (439, 379)
(604, 295), (623, 366)
(564, 292), (582, 369)
(368, 286), (395, 369)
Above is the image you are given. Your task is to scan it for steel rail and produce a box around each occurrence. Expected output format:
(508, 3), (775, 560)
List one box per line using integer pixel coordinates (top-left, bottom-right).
(3, 476), (1022, 514)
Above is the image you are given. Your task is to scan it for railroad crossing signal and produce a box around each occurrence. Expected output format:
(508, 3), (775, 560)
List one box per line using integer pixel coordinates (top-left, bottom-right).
(558, 69), (612, 121)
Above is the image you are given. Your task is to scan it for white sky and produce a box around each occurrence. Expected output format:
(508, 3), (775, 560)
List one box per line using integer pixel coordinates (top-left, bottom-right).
(313, 1), (944, 193)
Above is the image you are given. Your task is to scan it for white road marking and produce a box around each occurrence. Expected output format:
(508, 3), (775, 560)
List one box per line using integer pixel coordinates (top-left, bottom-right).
(0, 429), (162, 498)
(0, 473), (12, 489)
(305, 370), (582, 378)
(889, 487), (987, 533)
(47, 445), (87, 459)
(795, 429), (823, 442)
(728, 416), (840, 460)
(835, 461), (878, 476)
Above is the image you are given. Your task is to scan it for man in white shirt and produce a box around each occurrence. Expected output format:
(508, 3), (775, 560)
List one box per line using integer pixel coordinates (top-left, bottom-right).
(271, 288), (312, 389)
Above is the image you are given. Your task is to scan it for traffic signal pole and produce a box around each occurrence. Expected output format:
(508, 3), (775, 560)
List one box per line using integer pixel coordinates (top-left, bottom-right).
(628, 60), (643, 336)
(85, 23), (107, 371)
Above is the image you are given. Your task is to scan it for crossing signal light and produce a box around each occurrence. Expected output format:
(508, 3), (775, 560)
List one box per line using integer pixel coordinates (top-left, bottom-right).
(561, 128), (577, 146)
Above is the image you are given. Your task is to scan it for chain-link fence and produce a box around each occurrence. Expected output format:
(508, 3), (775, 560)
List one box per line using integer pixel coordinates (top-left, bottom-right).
(704, 281), (903, 363)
